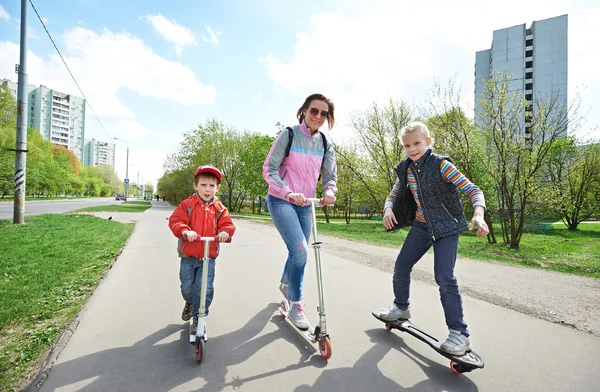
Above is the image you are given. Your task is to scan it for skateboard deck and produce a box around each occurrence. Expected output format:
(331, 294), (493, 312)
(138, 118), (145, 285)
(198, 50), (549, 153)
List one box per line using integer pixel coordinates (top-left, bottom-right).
(373, 313), (484, 374)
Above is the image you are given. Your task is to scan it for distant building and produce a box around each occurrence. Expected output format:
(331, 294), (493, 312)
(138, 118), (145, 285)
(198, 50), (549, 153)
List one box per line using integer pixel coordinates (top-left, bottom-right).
(83, 138), (115, 168)
(1, 79), (86, 161)
(474, 14), (568, 136)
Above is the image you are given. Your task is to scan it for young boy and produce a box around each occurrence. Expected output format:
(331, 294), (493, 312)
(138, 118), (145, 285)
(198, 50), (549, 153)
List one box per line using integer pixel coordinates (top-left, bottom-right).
(168, 165), (236, 334)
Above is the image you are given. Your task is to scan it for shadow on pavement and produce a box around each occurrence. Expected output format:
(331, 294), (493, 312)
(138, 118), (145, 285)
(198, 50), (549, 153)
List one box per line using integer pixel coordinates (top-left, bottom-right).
(293, 329), (479, 392)
(33, 305), (479, 392)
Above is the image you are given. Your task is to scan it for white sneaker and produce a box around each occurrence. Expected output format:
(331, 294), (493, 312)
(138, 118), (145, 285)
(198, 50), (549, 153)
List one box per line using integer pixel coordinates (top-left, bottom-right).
(372, 303), (411, 321)
(289, 301), (310, 330)
(440, 329), (472, 356)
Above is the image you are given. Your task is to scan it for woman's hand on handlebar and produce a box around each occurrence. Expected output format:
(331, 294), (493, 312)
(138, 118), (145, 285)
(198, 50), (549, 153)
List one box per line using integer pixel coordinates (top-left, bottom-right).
(285, 192), (306, 206)
(322, 192), (336, 206)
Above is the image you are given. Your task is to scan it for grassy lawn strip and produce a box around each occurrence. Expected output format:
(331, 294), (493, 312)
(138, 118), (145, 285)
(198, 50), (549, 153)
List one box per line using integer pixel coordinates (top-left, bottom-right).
(124, 200), (151, 205)
(76, 202), (152, 213)
(0, 214), (134, 391)
(314, 221), (600, 278)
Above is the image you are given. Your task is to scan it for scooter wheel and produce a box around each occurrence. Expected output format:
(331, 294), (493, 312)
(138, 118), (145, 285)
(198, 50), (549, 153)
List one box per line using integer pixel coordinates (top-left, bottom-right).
(450, 360), (466, 375)
(279, 301), (286, 318)
(195, 339), (206, 364)
(385, 327), (393, 332)
(318, 336), (332, 360)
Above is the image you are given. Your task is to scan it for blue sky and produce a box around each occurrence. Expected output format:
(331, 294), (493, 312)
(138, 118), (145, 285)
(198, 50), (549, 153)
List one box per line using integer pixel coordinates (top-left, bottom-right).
(1, 0), (599, 187)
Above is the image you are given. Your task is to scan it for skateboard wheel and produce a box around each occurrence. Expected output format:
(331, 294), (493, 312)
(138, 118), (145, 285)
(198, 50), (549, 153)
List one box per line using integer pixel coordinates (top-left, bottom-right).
(450, 360), (467, 375)
(319, 336), (332, 360)
(385, 327), (392, 332)
(195, 339), (205, 364)
(279, 301), (286, 318)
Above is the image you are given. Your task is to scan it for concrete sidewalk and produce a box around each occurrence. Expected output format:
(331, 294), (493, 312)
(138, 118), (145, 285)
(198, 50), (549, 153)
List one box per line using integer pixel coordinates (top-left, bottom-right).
(28, 204), (599, 392)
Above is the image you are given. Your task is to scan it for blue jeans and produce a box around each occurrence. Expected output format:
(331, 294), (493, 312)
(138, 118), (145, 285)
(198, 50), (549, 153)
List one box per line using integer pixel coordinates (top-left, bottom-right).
(268, 195), (312, 302)
(180, 256), (216, 316)
(392, 221), (469, 336)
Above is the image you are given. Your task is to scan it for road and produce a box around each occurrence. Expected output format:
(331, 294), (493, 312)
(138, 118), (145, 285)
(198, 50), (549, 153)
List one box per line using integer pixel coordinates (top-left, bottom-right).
(0, 198), (121, 220)
(28, 203), (600, 392)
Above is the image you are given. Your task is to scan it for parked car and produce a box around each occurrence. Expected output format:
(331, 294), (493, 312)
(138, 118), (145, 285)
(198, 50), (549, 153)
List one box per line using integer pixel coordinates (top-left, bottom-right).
(115, 194), (126, 201)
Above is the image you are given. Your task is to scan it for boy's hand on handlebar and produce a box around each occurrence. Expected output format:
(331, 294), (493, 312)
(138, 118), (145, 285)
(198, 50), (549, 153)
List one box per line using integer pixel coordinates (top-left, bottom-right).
(182, 230), (198, 242)
(217, 232), (229, 242)
(286, 192), (306, 205)
(383, 209), (398, 230)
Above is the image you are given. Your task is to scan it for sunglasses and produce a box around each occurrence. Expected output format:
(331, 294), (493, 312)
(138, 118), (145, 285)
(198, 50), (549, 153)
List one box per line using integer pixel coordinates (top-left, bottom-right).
(309, 107), (329, 118)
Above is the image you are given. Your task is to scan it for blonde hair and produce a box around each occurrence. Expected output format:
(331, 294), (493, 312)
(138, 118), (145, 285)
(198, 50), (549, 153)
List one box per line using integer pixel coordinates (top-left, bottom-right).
(400, 121), (434, 146)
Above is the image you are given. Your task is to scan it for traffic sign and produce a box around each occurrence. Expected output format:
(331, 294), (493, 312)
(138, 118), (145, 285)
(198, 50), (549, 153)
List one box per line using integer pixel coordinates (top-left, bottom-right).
(124, 178), (130, 185)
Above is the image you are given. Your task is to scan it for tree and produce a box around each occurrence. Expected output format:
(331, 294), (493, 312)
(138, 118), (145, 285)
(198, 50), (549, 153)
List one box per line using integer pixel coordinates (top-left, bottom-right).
(544, 137), (600, 229)
(425, 77), (497, 243)
(238, 134), (273, 214)
(477, 71), (583, 248)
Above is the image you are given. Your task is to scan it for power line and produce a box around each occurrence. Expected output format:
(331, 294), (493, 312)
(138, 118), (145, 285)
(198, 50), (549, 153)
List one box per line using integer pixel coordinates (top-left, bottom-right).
(28, 0), (113, 142)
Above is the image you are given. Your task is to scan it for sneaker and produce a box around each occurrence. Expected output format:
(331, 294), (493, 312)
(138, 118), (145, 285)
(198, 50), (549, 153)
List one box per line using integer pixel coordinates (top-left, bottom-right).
(181, 301), (193, 321)
(440, 329), (472, 356)
(191, 316), (198, 335)
(289, 301), (310, 330)
(372, 303), (411, 321)
(279, 282), (288, 298)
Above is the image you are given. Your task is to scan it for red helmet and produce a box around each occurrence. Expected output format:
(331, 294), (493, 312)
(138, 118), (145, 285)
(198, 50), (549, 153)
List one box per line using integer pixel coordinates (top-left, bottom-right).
(194, 165), (222, 182)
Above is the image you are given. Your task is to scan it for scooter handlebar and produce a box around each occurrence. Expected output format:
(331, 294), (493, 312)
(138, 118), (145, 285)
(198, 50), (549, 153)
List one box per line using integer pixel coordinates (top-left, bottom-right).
(198, 236), (217, 242)
(307, 197), (334, 207)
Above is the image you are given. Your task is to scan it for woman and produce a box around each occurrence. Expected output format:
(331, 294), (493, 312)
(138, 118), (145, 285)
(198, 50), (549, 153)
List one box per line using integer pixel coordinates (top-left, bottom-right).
(262, 93), (338, 329)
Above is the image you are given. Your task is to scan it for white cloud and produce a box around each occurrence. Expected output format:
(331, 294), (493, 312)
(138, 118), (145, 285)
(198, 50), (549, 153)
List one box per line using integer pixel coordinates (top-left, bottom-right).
(142, 13), (197, 56)
(260, 1), (600, 140)
(0, 4), (9, 22)
(0, 27), (215, 118)
(0, 26), (216, 184)
(201, 25), (221, 45)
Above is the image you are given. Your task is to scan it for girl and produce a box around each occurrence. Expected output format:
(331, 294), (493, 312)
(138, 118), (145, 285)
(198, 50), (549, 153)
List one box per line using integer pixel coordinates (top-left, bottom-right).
(373, 121), (488, 355)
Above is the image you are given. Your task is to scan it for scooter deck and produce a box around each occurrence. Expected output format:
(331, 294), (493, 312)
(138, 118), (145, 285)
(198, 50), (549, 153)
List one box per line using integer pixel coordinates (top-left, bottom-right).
(279, 303), (319, 344)
(373, 313), (484, 372)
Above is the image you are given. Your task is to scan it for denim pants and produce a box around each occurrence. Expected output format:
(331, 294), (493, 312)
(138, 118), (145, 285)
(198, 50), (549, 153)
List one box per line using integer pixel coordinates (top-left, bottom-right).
(268, 195), (312, 302)
(393, 221), (469, 336)
(180, 256), (216, 316)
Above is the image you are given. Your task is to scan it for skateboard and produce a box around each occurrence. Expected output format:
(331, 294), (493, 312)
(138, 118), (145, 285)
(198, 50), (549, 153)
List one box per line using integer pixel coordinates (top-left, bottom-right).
(372, 313), (484, 374)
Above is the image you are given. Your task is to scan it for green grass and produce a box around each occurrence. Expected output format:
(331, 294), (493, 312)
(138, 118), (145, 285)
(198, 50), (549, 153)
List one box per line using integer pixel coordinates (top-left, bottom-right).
(313, 221), (600, 278)
(123, 200), (151, 205)
(0, 214), (134, 391)
(76, 202), (152, 213)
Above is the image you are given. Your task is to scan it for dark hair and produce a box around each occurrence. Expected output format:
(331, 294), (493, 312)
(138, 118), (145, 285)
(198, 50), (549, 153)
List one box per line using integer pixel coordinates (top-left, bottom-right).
(194, 172), (220, 185)
(296, 93), (335, 129)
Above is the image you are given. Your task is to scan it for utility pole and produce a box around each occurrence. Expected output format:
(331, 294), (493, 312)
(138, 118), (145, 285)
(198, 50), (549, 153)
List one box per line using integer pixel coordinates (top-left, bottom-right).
(13, 0), (29, 224)
(114, 138), (129, 201)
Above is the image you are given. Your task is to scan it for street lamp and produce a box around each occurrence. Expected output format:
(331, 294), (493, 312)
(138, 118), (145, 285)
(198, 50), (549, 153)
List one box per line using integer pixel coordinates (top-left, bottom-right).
(114, 137), (129, 200)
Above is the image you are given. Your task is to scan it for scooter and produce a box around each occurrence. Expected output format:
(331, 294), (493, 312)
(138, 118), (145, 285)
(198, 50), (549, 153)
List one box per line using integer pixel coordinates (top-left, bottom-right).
(279, 197), (332, 360)
(189, 236), (217, 364)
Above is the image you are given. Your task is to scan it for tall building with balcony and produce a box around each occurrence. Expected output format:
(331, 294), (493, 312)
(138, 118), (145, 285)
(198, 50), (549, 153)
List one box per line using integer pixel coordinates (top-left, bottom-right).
(83, 138), (115, 168)
(1, 79), (86, 161)
(474, 14), (568, 136)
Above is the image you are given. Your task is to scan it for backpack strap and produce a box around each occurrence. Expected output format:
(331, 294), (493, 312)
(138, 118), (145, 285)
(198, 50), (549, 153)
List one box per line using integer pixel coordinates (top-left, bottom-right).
(284, 127), (294, 158)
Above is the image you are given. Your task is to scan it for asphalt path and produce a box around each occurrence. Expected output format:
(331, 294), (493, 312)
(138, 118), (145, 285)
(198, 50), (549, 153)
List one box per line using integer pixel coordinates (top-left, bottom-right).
(26, 203), (600, 392)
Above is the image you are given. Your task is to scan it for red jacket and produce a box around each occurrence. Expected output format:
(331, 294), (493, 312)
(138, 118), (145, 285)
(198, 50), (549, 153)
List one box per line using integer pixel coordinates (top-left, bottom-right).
(168, 194), (236, 259)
